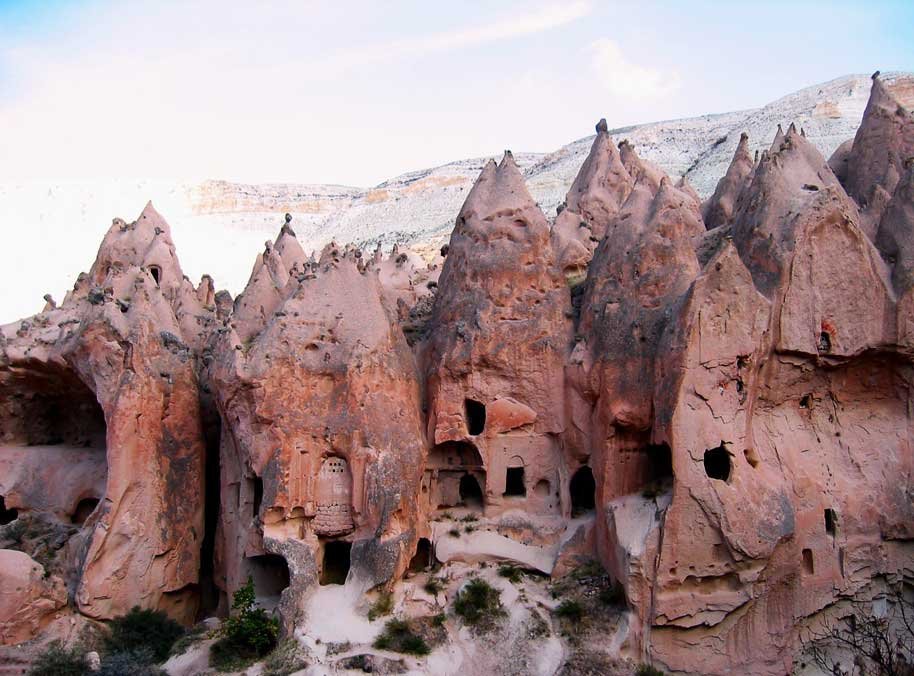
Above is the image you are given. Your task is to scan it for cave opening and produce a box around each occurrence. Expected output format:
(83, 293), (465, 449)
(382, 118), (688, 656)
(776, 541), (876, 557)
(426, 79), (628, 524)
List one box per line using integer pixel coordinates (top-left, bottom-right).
(1, 365), (106, 449)
(703, 444), (731, 481)
(149, 265), (162, 286)
(802, 548), (815, 575)
(320, 540), (352, 586)
(198, 396), (223, 617)
(825, 508), (837, 536)
(252, 476), (263, 519)
(503, 467), (526, 497)
(459, 473), (484, 508)
(646, 443), (673, 482)
(409, 537), (433, 572)
(0, 496), (17, 525)
(570, 466), (596, 516)
(71, 497), (99, 526)
(465, 398), (486, 436)
(246, 553), (290, 608)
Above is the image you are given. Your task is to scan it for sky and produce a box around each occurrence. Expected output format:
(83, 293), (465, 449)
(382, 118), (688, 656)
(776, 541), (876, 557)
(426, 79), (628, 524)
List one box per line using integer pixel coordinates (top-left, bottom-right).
(1, 0), (913, 187)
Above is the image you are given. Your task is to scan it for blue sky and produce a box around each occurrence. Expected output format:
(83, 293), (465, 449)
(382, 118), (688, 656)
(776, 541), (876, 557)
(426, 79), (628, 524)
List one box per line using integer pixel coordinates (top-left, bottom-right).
(0, 0), (912, 186)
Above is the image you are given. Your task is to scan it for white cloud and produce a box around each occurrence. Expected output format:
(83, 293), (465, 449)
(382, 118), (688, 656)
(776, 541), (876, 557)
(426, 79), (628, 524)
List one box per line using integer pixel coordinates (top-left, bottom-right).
(313, 1), (593, 75)
(588, 38), (681, 100)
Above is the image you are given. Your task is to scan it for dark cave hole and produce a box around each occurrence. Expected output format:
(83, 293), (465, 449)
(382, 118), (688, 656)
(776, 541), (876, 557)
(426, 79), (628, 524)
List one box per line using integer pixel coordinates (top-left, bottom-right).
(503, 467), (526, 497)
(703, 444), (731, 482)
(198, 398), (223, 617)
(459, 473), (484, 507)
(818, 331), (832, 353)
(320, 540), (352, 586)
(825, 508), (837, 536)
(429, 440), (483, 468)
(646, 443), (673, 482)
(252, 476), (263, 519)
(800, 394), (811, 409)
(247, 553), (290, 602)
(409, 537), (433, 572)
(802, 548), (815, 575)
(149, 265), (162, 286)
(0, 496), (18, 525)
(71, 497), (99, 526)
(465, 398), (486, 436)
(570, 466), (596, 516)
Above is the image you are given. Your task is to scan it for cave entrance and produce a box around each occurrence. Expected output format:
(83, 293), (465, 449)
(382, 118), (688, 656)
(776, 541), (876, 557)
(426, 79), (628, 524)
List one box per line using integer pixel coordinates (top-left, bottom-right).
(703, 443), (731, 481)
(503, 457), (526, 497)
(71, 497), (99, 525)
(0, 364), (106, 450)
(320, 540), (352, 586)
(465, 398), (486, 436)
(0, 496), (17, 525)
(428, 441), (485, 510)
(409, 537), (433, 572)
(247, 554), (290, 609)
(198, 395), (223, 617)
(149, 265), (162, 286)
(570, 466), (596, 516)
(459, 473), (484, 508)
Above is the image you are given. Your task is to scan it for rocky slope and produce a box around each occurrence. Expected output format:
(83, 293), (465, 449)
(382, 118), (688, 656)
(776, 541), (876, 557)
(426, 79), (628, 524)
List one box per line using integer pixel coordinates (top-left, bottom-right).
(2, 73), (913, 325)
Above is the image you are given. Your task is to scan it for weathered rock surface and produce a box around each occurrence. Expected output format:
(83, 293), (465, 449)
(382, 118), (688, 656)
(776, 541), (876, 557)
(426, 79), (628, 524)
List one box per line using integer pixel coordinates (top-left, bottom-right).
(1, 75), (913, 676)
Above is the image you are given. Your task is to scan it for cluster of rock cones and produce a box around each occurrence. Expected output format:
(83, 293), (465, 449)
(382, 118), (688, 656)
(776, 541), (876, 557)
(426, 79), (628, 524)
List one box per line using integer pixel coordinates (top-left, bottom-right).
(1, 74), (913, 674)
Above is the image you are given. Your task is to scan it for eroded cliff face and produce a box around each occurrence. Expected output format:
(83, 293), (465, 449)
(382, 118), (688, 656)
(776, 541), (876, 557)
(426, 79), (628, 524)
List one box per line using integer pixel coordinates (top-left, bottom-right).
(0, 203), (209, 631)
(0, 75), (912, 676)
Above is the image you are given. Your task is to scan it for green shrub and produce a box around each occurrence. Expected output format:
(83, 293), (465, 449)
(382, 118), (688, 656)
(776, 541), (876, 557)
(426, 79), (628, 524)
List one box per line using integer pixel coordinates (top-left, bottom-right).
(210, 577), (279, 672)
(459, 514), (478, 523)
(464, 525), (476, 534)
(372, 618), (430, 655)
(636, 665), (666, 676)
(555, 599), (583, 622)
(27, 641), (89, 676)
(453, 578), (503, 627)
(432, 613), (446, 627)
(368, 591), (393, 621)
(423, 577), (443, 595)
(104, 606), (184, 663)
(497, 565), (523, 583)
(448, 528), (460, 538)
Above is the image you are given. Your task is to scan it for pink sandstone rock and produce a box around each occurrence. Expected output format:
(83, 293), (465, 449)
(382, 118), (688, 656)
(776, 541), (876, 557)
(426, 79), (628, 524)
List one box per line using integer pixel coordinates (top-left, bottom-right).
(702, 132), (754, 229)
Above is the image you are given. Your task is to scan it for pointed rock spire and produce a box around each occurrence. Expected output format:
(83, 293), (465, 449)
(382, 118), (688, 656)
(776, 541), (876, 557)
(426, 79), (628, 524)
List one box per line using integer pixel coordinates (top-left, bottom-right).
(844, 74), (914, 215)
(563, 120), (634, 240)
(770, 124), (786, 153)
(702, 132), (754, 230)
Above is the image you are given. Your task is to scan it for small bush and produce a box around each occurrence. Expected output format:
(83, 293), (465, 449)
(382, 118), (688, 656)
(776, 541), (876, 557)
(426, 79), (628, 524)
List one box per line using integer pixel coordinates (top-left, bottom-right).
(459, 514), (478, 523)
(453, 578), (503, 627)
(636, 665), (666, 676)
(105, 606), (184, 663)
(423, 577), (443, 595)
(498, 565), (523, 584)
(372, 618), (430, 656)
(368, 591), (394, 621)
(27, 641), (88, 676)
(448, 528), (460, 538)
(210, 577), (279, 672)
(432, 613), (446, 627)
(555, 599), (583, 622)
(464, 525), (476, 534)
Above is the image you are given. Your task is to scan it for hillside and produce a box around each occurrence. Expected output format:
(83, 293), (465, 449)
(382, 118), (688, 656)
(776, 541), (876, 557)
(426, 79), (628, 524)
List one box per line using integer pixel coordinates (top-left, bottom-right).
(0, 71), (911, 323)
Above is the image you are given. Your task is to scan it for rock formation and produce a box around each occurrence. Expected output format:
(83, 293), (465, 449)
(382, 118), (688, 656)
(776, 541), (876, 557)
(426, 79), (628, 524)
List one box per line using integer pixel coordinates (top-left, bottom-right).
(1, 75), (912, 676)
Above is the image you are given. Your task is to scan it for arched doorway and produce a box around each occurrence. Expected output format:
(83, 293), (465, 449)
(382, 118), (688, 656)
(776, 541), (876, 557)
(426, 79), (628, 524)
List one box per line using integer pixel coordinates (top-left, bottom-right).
(570, 466), (596, 516)
(459, 473), (483, 507)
